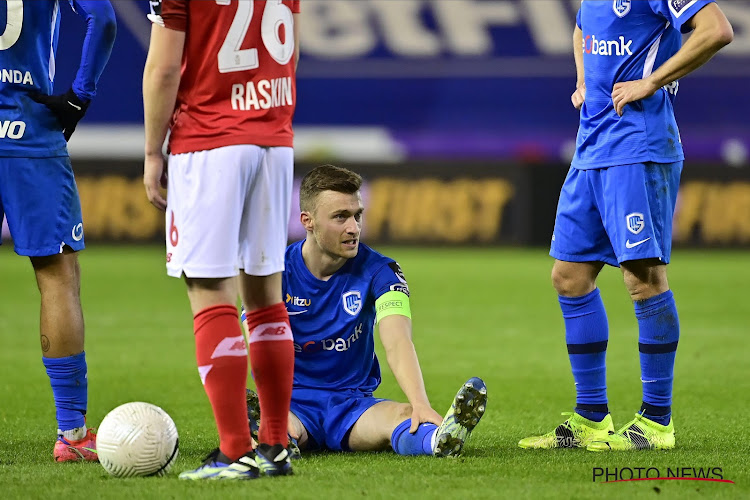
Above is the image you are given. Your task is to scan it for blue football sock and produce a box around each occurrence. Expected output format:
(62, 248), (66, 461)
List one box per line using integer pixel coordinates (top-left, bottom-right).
(559, 288), (609, 422)
(391, 419), (437, 456)
(635, 290), (679, 426)
(43, 351), (88, 432)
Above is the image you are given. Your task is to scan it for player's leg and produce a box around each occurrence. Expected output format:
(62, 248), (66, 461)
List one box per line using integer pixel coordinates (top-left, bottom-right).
(588, 162), (682, 451)
(238, 145), (294, 476)
(520, 167), (615, 449)
(0, 156), (96, 461)
(165, 148), (256, 479)
(33, 249), (96, 462)
(553, 259), (611, 424)
(348, 401), (426, 453)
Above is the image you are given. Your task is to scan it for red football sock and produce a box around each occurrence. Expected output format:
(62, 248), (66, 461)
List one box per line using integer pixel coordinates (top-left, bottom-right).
(194, 304), (251, 461)
(244, 302), (294, 446)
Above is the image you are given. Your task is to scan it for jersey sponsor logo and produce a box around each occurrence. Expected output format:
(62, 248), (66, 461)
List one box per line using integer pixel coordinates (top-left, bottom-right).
(230, 77), (294, 112)
(211, 335), (247, 358)
(0, 120), (26, 139)
(626, 237), (651, 249)
(286, 293), (311, 307)
(389, 283), (410, 296)
(613, 0), (631, 18)
(626, 212), (645, 235)
(0, 69), (34, 86)
(72, 223), (83, 242)
(583, 35), (633, 56)
(342, 290), (362, 316)
(294, 323), (363, 355)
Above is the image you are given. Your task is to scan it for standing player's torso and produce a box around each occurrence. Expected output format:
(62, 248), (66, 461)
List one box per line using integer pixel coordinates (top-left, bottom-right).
(0, 0), (67, 158)
(574, 0), (684, 169)
(283, 242), (389, 393)
(165, 0), (298, 154)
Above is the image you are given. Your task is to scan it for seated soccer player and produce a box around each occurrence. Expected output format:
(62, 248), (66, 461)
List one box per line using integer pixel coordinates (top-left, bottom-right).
(242, 165), (486, 457)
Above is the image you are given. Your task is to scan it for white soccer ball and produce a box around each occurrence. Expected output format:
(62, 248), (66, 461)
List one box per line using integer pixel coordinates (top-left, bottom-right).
(97, 402), (179, 478)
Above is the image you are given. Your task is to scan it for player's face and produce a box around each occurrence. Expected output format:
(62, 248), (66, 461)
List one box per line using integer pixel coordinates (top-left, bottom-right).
(310, 190), (364, 259)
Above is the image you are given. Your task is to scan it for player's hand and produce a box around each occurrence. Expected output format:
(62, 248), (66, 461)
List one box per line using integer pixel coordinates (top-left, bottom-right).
(571, 83), (586, 110)
(409, 403), (443, 433)
(612, 78), (659, 117)
(144, 153), (168, 211)
(29, 88), (89, 141)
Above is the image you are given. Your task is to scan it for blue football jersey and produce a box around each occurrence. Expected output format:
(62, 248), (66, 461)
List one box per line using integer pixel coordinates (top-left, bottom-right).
(573, 0), (715, 169)
(0, 0), (115, 157)
(283, 241), (410, 392)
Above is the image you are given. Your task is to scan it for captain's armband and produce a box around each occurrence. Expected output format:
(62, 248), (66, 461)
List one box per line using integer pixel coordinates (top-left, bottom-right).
(375, 291), (411, 323)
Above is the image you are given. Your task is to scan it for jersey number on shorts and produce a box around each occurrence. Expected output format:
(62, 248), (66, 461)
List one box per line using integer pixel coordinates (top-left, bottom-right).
(0, 0), (23, 50)
(215, 0), (295, 73)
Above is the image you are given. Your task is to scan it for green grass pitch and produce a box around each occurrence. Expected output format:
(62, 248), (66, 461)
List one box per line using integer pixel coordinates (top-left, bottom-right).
(0, 246), (747, 499)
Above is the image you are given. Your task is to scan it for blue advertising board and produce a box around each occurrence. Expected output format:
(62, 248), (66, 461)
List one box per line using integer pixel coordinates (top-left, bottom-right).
(50, 0), (750, 161)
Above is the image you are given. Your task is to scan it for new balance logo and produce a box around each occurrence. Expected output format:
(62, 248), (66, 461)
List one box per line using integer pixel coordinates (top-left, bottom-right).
(211, 336), (247, 359)
(259, 326), (288, 337)
(248, 322), (293, 343)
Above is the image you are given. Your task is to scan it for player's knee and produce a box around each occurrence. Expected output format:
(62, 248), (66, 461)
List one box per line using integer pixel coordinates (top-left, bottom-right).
(31, 253), (81, 292)
(621, 260), (669, 301)
(551, 266), (593, 297)
(395, 404), (413, 425)
(622, 274), (668, 301)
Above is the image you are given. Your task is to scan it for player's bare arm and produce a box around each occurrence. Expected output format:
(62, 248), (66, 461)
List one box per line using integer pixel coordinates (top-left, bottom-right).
(379, 314), (443, 432)
(612, 3), (732, 116)
(142, 25), (185, 211)
(572, 25), (585, 110)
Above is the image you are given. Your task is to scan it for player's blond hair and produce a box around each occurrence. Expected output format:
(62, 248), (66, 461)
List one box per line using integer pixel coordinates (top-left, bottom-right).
(300, 164), (363, 212)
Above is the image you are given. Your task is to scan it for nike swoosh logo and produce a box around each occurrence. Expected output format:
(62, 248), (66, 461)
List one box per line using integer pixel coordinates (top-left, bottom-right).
(626, 237), (651, 249)
(641, 379), (657, 384)
(81, 447), (97, 453)
(67, 101), (82, 111)
(287, 310), (307, 316)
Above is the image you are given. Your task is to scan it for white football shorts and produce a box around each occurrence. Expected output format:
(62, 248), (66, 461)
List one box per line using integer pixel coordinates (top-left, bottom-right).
(165, 144), (293, 278)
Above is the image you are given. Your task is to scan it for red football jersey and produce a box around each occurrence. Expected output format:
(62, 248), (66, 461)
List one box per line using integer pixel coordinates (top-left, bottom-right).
(149, 0), (300, 154)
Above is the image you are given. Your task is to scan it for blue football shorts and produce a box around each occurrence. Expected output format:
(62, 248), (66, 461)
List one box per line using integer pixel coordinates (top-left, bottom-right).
(291, 387), (388, 451)
(0, 156), (84, 257)
(550, 161), (683, 267)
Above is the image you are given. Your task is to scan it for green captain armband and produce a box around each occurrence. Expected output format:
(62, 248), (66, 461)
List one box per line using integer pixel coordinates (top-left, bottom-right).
(375, 291), (412, 323)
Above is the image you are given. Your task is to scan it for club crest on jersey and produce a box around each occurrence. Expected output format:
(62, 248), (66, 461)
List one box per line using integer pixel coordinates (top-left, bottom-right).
(626, 213), (645, 235)
(342, 291), (362, 316)
(613, 0), (631, 18)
